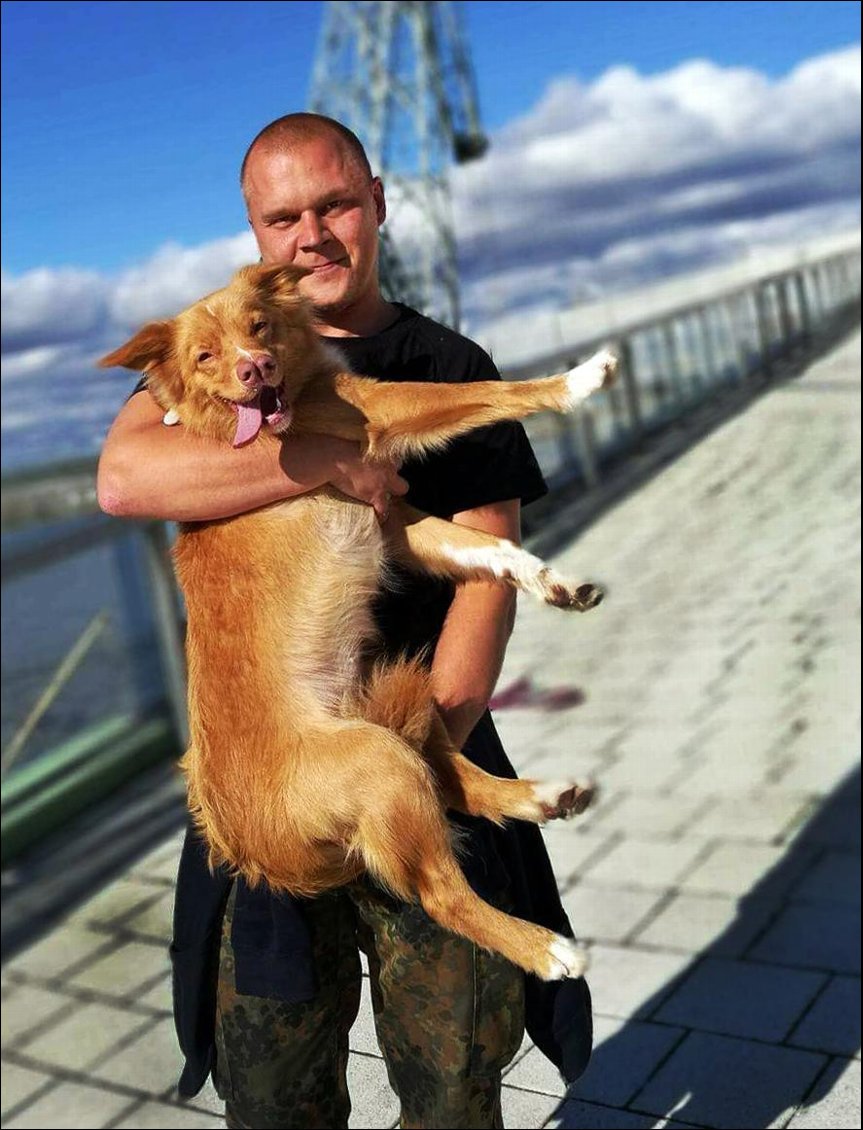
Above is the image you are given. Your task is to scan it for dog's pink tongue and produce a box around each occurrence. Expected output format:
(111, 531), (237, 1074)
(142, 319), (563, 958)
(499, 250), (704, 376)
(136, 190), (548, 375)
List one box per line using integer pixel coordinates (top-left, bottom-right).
(232, 401), (263, 447)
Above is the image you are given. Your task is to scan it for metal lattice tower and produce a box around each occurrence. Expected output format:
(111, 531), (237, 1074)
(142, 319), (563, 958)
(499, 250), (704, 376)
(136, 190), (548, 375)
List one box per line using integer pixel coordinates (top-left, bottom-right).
(309, 0), (487, 330)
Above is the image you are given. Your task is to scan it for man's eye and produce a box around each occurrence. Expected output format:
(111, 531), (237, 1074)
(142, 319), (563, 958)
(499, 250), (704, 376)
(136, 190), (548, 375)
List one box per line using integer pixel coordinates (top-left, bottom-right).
(323, 200), (344, 213)
(197, 351), (213, 363)
(252, 321), (268, 334)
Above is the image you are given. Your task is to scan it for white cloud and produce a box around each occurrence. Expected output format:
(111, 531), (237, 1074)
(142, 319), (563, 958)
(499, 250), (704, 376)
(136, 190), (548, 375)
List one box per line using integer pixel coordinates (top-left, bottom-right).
(2, 45), (860, 465)
(109, 231), (258, 327)
(1, 267), (109, 353)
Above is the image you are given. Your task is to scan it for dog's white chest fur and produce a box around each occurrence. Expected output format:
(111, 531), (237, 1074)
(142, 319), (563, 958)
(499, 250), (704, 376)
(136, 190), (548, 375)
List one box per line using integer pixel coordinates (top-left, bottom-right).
(296, 500), (387, 710)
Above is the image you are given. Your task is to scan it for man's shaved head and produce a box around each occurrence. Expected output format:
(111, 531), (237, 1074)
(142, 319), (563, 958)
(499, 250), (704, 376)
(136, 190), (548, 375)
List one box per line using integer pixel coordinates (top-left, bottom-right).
(240, 113), (373, 201)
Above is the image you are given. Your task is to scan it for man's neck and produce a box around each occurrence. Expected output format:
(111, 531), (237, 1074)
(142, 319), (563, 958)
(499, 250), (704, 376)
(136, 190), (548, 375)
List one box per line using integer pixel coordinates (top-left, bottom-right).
(312, 291), (400, 339)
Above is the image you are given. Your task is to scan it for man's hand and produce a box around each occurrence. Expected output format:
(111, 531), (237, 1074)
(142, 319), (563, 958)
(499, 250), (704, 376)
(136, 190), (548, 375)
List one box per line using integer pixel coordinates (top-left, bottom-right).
(328, 442), (409, 521)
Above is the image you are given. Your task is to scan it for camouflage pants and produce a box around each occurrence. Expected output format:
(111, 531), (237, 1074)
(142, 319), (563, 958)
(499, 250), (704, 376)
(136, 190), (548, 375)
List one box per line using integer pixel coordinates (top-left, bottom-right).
(214, 879), (525, 1129)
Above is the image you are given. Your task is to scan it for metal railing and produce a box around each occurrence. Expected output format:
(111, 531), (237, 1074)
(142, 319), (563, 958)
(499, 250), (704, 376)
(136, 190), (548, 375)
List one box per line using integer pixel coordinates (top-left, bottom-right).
(1, 242), (860, 862)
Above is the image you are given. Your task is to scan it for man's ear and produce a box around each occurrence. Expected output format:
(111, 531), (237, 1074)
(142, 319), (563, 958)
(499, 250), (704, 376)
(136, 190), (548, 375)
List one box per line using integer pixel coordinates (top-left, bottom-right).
(235, 262), (312, 301)
(371, 176), (386, 226)
(99, 321), (174, 372)
(99, 320), (184, 409)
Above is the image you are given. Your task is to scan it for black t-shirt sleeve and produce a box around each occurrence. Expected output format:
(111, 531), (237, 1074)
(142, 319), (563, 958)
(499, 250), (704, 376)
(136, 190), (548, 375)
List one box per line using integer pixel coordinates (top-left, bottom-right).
(404, 342), (548, 517)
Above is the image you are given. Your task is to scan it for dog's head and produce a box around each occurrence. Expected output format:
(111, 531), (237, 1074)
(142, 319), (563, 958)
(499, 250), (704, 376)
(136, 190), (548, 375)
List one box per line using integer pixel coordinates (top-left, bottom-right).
(99, 263), (320, 446)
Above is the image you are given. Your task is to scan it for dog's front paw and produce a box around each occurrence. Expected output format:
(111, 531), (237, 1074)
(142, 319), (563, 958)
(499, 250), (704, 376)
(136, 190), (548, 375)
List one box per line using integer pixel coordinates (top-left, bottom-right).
(533, 779), (597, 821)
(564, 347), (619, 407)
(539, 570), (604, 611)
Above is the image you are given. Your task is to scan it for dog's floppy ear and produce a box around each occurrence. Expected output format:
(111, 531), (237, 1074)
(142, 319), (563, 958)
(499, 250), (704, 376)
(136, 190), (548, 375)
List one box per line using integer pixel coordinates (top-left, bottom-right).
(99, 320), (174, 373)
(99, 320), (184, 410)
(235, 262), (312, 301)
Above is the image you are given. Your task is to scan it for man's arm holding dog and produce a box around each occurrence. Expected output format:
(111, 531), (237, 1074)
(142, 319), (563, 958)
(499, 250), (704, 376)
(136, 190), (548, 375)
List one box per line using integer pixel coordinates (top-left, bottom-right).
(431, 498), (520, 749)
(98, 391), (407, 522)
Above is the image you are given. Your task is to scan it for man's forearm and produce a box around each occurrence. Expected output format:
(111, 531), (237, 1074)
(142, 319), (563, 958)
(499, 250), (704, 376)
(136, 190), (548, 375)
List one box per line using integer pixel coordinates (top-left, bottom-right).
(431, 580), (517, 749)
(101, 417), (334, 522)
(430, 498), (522, 750)
(97, 391), (405, 523)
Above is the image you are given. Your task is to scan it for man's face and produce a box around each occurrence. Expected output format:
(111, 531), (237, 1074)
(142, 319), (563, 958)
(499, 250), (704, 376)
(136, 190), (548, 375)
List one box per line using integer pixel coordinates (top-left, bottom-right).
(243, 136), (386, 318)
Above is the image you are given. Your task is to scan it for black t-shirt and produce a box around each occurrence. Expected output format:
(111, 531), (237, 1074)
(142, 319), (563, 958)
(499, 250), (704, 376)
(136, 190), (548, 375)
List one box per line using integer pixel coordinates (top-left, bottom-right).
(331, 303), (547, 658)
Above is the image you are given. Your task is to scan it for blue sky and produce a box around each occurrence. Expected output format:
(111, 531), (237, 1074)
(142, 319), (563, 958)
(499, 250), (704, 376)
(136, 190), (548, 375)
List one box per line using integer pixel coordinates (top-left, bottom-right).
(2, 1), (859, 469)
(2, 0), (859, 274)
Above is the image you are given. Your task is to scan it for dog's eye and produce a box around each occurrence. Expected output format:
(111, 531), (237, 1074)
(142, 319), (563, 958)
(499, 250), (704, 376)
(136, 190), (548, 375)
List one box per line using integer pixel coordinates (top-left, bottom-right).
(251, 321), (268, 334)
(197, 351), (213, 364)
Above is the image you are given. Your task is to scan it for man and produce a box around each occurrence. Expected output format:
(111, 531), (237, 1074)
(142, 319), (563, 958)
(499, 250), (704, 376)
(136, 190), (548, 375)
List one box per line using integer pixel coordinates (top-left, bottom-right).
(98, 113), (591, 1129)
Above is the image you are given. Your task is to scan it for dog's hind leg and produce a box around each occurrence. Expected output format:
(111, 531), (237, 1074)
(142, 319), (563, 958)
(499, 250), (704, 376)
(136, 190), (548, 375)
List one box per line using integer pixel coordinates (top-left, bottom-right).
(357, 660), (595, 825)
(346, 725), (588, 980)
(385, 502), (603, 611)
(423, 713), (596, 825)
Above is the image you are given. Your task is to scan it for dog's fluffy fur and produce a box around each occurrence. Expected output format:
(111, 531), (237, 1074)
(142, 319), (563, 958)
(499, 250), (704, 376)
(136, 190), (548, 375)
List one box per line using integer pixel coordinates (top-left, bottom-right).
(100, 263), (618, 980)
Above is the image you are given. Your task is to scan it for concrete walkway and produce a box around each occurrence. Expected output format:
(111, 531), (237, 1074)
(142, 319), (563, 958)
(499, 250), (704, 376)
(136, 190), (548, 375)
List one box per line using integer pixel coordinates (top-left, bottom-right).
(2, 331), (860, 1129)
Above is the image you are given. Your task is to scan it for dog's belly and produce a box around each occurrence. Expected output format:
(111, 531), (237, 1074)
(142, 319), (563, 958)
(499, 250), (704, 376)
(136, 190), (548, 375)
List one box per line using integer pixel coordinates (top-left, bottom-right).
(177, 493), (388, 729)
(292, 497), (388, 710)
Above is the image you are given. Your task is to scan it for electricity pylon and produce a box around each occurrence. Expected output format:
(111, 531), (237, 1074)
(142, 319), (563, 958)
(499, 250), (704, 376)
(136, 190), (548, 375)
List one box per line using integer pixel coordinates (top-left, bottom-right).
(309, 0), (487, 330)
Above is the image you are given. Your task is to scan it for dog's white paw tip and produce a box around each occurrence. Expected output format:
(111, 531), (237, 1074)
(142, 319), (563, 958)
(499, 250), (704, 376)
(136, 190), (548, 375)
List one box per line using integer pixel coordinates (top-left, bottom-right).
(595, 348), (619, 377)
(545, 935), (590, 980)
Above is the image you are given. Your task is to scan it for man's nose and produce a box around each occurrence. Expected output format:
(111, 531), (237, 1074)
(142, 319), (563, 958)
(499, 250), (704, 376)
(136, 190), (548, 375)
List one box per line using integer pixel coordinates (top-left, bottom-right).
(297, 210), (326, 250)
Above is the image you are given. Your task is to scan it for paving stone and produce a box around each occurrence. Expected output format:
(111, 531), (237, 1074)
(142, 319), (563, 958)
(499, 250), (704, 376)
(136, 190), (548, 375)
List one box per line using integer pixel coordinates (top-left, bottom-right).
(181, 1076), (225, 1116)
(682, 793), (814, 843)
(1, 983), (74, 1045)
(114, 1099), (227, 1128)
(786, 1057), (862, 1129)
(92, 1016), (181, 1092)
(500, 1084), (562, 1128)
(349, 978), (382, 1056)
(18, 1001), (152, 1072)
(125, 889), (176, 939)
(581, 837), (706, 890)
(588, 793), (706, 839)
(680, 840), (815, 899)
(631, 1030), (826, 1129)
(128, 829), (185, 875)
(654, 956), (826, 1041)
(137, 972), (173, 1013)
(346, 1053), (400, 1129)
(541, 826), (617, 890)
(67, 877), (160, 928)
(788, 976), (862, 1057)
(674, 751), (774, 795)
(508, 1014), (684, 1109)
(789, 852), (861, 906)
(562, 885), (662, 944)
(67, 940), (171, 997)
(3, 1080), (133, 1129)
(5, 924), (110, 981)
(594, 752), (687, 794)
(0, 1062), (54, 1119)
(748, 904), (861, 974)
(549, 1098), (666, 1128)
(584, 943), (694, 1020)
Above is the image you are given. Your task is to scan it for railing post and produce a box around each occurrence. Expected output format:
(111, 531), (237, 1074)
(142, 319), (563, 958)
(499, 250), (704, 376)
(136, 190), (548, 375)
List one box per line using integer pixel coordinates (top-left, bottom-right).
(753, 283), (774, 378)
(572, 407), (600, 489)
(619, 336), (644, 443)
(662, 319), (686, 406)
(142, 521), (189, 748)
(776, 277), (794, 356)
(699, 305), (721, 387)
(723, 297), (746, 383)
(794, 271), (812, 346)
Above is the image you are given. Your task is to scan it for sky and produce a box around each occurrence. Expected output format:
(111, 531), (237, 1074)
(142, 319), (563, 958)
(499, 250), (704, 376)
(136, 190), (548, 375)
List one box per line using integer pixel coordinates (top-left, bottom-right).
(1, 0), (860, 467)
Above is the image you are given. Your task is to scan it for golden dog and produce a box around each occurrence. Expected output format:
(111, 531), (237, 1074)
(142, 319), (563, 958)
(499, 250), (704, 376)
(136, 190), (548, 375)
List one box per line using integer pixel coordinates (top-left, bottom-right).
(101, 263), (617, 980)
